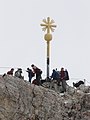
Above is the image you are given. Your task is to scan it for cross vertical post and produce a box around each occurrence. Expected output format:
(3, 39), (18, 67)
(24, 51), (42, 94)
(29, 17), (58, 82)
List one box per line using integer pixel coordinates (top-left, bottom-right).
(40, 17), (56, 79)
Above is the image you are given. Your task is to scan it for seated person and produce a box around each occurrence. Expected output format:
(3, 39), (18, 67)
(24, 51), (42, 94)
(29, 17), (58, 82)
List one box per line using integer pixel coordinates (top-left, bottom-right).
(14, 68), (24, 79)
(73, 80), (84, 88)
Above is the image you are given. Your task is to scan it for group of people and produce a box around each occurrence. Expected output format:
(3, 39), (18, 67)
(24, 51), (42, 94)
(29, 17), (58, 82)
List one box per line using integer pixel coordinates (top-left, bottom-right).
(4, 64), (71, 93)
(26, 64), (42, 85)
(3, 65), (86, 93)
(50, 67), (69, 93)
(4, 68), (24, 79)
(4, 64), (42, 85)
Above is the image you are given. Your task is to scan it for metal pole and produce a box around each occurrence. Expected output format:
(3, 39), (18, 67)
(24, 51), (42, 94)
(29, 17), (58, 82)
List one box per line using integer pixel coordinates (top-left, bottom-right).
(47, 41), (50, 78)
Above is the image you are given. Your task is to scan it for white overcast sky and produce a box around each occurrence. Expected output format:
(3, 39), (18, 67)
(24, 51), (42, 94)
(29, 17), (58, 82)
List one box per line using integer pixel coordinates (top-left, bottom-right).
(0, 0), (90, 86)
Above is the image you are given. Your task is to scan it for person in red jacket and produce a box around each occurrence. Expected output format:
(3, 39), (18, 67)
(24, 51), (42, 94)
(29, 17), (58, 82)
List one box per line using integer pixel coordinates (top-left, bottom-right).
(7, 68), (14, 75)
(60, 67), (67, 93)
(31, 64), (42, 85)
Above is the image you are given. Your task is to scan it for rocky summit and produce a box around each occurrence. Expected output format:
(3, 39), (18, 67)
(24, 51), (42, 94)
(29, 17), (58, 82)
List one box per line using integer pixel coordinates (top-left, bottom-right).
(0, 75), (90, 120)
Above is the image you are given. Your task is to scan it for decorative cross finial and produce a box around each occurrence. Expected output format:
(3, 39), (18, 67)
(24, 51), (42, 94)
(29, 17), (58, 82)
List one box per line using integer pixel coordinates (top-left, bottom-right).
(40, 17), (56, 33)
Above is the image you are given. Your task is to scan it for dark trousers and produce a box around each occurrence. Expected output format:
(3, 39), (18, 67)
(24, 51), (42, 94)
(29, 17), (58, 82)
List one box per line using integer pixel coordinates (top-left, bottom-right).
(36, 74), (41, 85)
(61, 79), (66, 92)
(29, 77), (32, 83)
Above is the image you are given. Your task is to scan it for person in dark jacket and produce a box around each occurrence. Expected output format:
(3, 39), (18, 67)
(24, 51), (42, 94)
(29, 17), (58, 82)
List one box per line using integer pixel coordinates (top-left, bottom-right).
(26, 68), (35, 83)
(73, 80), (84, 88)
(31, 64), (42, 85)
(51, 69), (60, 80)
(7, 68), (14, 75)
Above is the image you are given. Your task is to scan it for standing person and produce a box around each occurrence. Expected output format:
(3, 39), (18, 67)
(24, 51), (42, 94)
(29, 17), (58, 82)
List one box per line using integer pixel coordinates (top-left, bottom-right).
(31, 64), (42, 85)
(26, 68), (35, 83)
(51, 69), (57, 80)
(60, 67), (67, 93)
(50, 69), (60, 91)
(7, 68), (14, 75)
(51, 69), (60, 80)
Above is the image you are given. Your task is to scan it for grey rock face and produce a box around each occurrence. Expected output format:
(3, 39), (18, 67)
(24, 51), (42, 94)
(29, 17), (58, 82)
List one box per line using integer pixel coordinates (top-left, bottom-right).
(0, 75), (90, 120)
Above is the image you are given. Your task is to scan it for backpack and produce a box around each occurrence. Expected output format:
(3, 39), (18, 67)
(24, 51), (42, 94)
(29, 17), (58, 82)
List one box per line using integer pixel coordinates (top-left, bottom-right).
(40, 70), (42, 74)
(65, 71), (69, 80)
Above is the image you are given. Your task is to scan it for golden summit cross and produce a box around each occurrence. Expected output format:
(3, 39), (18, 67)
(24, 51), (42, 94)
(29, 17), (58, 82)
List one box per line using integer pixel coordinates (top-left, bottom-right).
(40, 17), (57, 78)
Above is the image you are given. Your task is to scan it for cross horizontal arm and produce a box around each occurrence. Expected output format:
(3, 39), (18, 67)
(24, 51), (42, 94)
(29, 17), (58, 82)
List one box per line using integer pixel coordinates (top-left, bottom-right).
(50, 25), (57, 28)
(40, 24), (56, 27)
(40, 24), (47, 26)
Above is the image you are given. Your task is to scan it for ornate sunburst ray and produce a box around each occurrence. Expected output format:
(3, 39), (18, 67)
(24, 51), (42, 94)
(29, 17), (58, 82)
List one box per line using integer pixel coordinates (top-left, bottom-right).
(40, 17), (56, 33)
